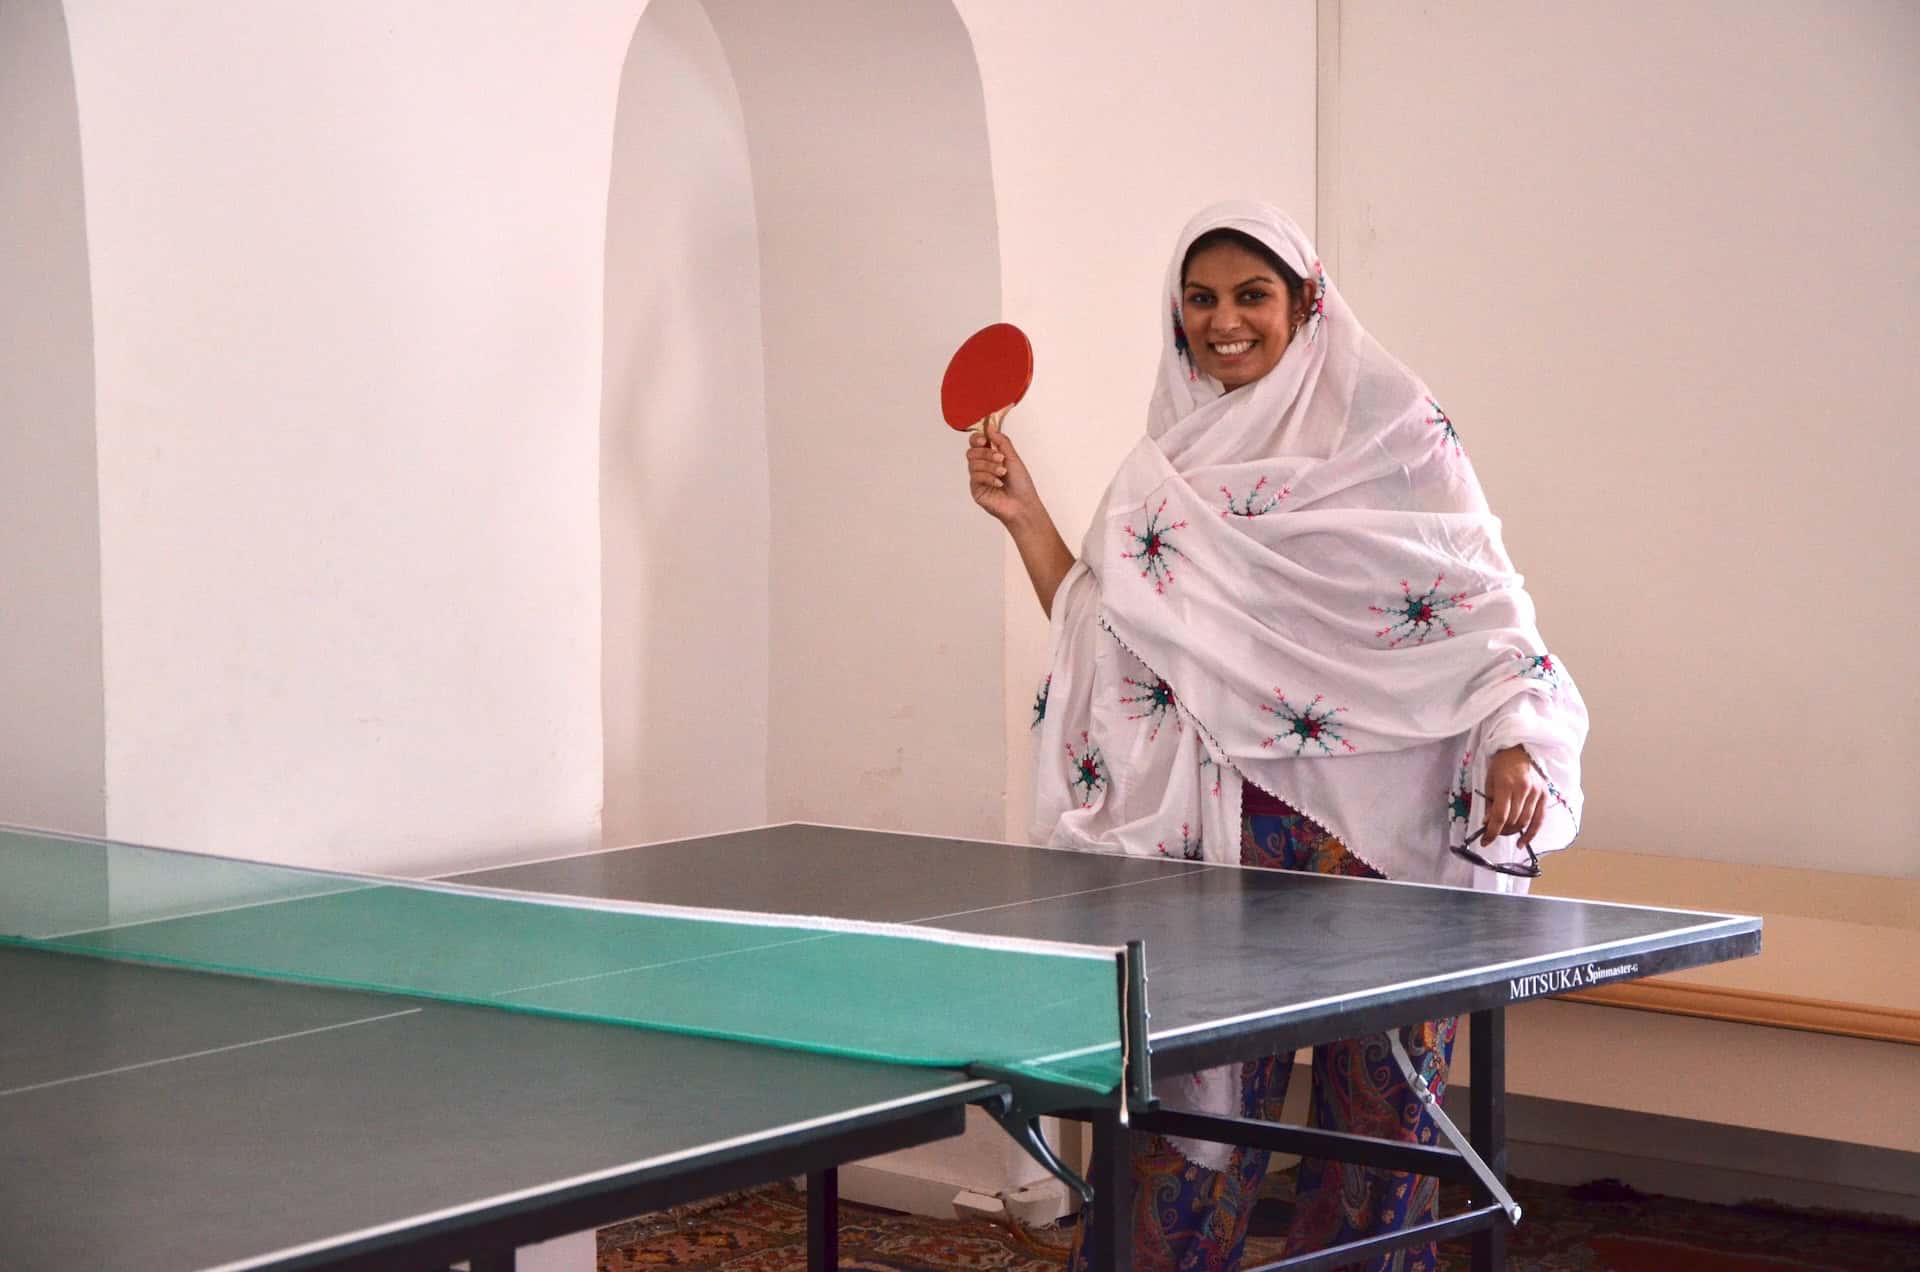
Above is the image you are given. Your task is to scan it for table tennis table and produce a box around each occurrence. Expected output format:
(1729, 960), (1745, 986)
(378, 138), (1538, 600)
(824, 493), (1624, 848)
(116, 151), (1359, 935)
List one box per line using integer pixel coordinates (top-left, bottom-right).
(2, 821), (1761, 1272)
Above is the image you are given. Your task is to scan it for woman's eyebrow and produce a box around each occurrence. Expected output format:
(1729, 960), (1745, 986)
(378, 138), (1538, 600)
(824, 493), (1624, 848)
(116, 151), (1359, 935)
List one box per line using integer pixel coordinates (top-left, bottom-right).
(1184, 275), (1277, 291)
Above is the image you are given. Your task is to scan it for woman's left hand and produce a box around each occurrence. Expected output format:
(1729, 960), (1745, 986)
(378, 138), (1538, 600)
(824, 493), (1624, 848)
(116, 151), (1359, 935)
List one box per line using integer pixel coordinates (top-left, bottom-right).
(1481, 745), (1548, 849)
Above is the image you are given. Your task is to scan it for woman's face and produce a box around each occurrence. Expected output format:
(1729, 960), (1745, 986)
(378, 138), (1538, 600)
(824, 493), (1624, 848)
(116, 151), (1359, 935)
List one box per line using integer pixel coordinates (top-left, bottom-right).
(1180, 242), (1305, 390)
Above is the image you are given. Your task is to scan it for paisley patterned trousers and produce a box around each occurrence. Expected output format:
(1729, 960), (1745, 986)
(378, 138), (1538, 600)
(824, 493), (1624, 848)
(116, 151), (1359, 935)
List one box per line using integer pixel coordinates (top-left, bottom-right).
(1067, 802), (1459, 1272)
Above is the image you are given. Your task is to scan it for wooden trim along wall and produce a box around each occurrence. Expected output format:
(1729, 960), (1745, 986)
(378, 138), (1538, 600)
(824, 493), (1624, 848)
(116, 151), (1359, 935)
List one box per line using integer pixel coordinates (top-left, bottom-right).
(1532, 848), (1919, 1048)
(1566, 979), (1920, 1047)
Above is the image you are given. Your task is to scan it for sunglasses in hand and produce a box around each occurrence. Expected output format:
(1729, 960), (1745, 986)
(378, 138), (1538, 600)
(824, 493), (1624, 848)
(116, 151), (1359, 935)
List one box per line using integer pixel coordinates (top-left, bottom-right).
(1448, 790), (1544, 878)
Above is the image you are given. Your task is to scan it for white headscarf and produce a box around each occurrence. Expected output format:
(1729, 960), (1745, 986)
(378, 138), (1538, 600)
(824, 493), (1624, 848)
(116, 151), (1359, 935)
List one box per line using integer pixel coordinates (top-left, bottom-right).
(1031, 201), (1587, 891)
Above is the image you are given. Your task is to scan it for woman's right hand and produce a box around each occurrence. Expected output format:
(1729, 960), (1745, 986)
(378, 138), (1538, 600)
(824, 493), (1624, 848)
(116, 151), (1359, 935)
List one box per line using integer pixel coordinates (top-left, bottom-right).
(966, 420), (1077, 615)
(966, 422), (1039, 529)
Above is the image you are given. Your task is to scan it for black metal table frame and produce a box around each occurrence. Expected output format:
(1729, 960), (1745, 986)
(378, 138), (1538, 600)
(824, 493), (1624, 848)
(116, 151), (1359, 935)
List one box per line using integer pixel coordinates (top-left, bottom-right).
(788, 1008), (1507, 1272)
(1081, 1004), (1511, 1272)
(787, 927), (1759, 1272)
(379, 1099), (974, 1272)
(1062, 925), (1762, 1272)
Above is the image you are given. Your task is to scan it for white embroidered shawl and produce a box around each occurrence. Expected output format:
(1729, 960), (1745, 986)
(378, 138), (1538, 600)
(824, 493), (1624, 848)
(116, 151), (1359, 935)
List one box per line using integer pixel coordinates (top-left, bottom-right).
(1031, 202), (1588, 893)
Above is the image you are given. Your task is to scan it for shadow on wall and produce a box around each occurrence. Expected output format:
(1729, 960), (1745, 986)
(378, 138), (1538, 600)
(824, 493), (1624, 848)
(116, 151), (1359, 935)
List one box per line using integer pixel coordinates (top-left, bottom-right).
(0, 0), (107, 835)
(601, 0), (769, 848)
(599, 0), (1005, 847)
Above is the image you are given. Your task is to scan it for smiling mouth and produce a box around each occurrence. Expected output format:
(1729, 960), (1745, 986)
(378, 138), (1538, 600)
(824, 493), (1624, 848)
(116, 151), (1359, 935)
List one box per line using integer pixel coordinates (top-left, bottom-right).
(1210, 339), (1255, 357)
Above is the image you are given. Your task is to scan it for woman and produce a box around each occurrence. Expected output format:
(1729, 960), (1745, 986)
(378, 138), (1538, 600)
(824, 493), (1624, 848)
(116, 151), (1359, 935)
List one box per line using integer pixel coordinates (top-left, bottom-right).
(965, 202), (1587, 1271)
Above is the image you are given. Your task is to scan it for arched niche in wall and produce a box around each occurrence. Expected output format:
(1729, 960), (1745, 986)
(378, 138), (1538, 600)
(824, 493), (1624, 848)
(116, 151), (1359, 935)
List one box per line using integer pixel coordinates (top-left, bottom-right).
(0, 0), (106, 835)
(601, 0), (769, 846)
(602, 0), (1004, 844)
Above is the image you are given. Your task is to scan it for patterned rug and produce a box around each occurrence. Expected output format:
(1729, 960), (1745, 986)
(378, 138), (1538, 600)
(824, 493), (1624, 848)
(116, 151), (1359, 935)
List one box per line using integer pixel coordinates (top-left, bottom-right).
(596, 1173), (1919, 1271)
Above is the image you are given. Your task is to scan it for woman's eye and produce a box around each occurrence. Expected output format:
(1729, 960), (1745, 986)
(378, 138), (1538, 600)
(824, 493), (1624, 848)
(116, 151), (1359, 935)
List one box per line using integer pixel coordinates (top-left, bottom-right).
(1184, 292), (1213, 307)
(1239, 289), (1269, 304)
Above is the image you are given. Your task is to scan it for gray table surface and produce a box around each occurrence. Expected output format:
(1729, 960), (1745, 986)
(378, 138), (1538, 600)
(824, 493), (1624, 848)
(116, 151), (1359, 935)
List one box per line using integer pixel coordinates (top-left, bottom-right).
(0, 944), (986, 1271)
(457, 823), (1762, 1069)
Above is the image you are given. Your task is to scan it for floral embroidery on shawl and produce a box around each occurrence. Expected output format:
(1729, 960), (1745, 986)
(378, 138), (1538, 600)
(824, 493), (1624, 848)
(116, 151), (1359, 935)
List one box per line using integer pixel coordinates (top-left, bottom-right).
(1428, 396), (1463, 456)
(1065, 731), (1108, 806)
(1448, 751), (1475, 837)
(1307, 258), (1329, 343)
(1122, 674), (1180, 740)
(1156, 822), (1203, 861)
(1511, 652), (1563, 693)
(1371, 575), (1472, 647)
(1259, 690), (1358, 755)
(1219, 476), (1288, 517)
(1171, 295), (1196, 381)
(1122, 499), (1188, 593)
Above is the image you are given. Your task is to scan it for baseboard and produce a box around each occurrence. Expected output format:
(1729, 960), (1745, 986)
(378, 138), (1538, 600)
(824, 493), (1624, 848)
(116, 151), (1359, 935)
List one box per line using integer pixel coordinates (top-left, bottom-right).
(1441, 1083), (1920, 1221)
(496, 1228), (596, 1272)
(837, 1067), (1920, 1227)
(1562, 978), (1920, 1045)
(823, 1160), (1076, 1226)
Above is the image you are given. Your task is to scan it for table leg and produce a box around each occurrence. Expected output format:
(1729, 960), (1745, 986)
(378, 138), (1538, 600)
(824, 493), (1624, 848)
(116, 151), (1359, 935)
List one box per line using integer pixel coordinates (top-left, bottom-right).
(807, 1168), (839, 1271)
(1088, 1108), (1132, 1272)
(1469, 1007), (1508, 1272)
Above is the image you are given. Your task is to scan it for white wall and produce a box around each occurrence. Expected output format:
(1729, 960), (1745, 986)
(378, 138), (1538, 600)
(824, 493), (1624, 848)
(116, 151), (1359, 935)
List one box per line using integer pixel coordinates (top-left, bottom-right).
(1325, 0), (1919, 877)
(13, 6), (1907, 869)
(11, 0), (1011, 866)
(55, 2), (644, 872)
(956, 0), (1320, 840)
(601, 0), (768, 846)
(0, 0), (105, 835)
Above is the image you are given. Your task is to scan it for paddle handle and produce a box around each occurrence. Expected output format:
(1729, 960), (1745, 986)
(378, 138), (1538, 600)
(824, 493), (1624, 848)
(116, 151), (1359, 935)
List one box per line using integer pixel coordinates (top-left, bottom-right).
(968, 405), (1013, 437)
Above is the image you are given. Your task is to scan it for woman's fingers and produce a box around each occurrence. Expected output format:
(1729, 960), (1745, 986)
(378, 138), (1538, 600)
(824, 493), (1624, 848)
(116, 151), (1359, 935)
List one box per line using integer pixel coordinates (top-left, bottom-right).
(1498, 787), (1523, 841)
(1516, 787), (1541, 839)
(967, 455), (1007, 487)
(967, 432), (1009, 479)
(1487, 777), (1536, 841)
(1509, 786), (1535, 839)
(965, 435), (1008, 488)
(986, 423), (1025, 465)
(1521, 791), (1547, 849)
(1480, 787), (1511, 843)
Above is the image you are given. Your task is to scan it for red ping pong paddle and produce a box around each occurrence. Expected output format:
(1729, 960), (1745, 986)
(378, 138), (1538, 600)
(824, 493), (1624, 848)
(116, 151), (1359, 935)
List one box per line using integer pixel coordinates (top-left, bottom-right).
(941, 322), (1033, 435)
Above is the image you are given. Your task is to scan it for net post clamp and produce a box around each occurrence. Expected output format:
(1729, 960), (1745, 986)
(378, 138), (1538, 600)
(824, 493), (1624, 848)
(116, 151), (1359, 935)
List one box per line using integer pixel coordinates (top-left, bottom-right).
(974, 940), (1149, 1206)
(1122, 939), (1151, 1114)
(981, 1091), (1093, 1205)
